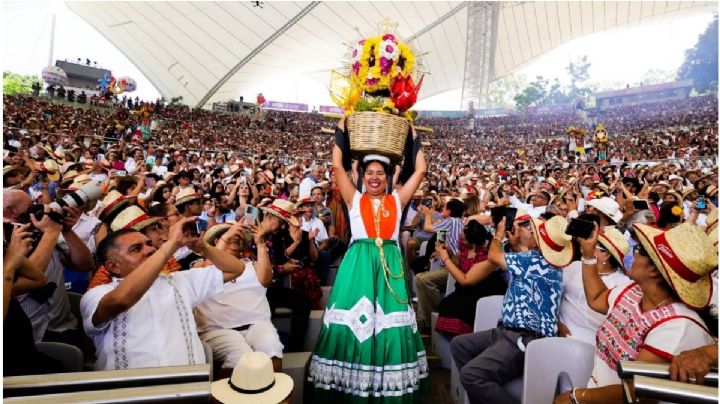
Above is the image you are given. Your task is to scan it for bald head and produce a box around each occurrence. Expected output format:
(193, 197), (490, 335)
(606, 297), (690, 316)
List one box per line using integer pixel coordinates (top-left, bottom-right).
(3, 189), (32, 221)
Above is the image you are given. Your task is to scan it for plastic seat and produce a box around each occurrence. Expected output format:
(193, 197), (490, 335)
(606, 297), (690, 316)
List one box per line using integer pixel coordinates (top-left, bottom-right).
(67, 292), (96, 368)
(35, 342), (84, 372)
(520, 337), (595, 404)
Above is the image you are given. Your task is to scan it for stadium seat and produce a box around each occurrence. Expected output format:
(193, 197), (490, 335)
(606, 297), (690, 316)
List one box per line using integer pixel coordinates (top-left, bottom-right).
(283, 352), (312, 404)
(4, 382), (210, 403)
(67, 291), (96, 369)
(303, 310), (324, 352)
(34, 342), (84, 372)
(202, 341), (213, 380)
(519, 337), (595, 404)
(320, 286), (332, 309)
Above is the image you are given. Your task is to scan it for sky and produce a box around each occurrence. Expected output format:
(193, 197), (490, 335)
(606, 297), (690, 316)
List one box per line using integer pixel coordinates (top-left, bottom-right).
(1, 1), (716, 110)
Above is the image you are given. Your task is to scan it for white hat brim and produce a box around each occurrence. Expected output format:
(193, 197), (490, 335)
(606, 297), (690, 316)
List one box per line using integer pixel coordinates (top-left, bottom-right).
(530, 218), (574, 268)
(211, 373), (293, 404)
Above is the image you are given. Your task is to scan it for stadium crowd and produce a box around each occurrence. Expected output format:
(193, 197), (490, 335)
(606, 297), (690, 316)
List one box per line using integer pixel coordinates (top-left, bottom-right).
(3, 91), (718, 403)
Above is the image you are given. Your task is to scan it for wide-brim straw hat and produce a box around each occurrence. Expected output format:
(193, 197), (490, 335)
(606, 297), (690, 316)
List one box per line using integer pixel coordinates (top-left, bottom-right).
(529, 215), (574, 268)
(204, 223), (232, 245)
(706, 209), (718, 251)
(598, 226), (631, 270)
(633, 222), (717, 309)
(100, 190), (137, 220)
(35, 159), (61, 182)
(174, 188), (202, 206)
(260, 199), (299, 227)
(211, 351), (293, 404)
(62, 174), (93, 192)
(111, 205), (162, 232)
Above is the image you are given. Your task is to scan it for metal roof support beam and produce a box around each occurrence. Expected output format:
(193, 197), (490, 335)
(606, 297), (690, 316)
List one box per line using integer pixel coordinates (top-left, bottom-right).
(406, 2), (468, 43)
(195, 1), (320, 109)
(461, 1), (499, 110)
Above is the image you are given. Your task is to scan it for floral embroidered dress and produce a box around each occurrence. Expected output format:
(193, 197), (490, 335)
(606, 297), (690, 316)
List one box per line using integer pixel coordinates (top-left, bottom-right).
(308, 190), (429, 402)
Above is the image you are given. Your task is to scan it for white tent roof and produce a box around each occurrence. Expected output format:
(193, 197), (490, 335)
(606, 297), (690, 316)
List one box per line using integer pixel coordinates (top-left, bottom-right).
(66, 1), (716, 109)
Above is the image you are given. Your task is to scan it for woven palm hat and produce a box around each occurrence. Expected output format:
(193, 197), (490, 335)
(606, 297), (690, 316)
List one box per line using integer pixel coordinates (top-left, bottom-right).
(598, 226), (631, 270)
(35, 159), (61, 182)
(203, 223), (233, 245)
(260, 199), (299, 227)
(706, 209), (718, 251)
(633, 222), (717, 309)
(705, 185), (717, 197)
(174, 188), (202, 206)
(62, 174), (93, 192)
(515, 208), (531, 223)
(110, 205), (162, 232)
(529, 215), (574, 268)
(60, 170), (80, 187)
(100, 190), (137, 220)
(682, 187), (698, 199)
(211, 351), (293, 404)
(541, 177), (558, 190)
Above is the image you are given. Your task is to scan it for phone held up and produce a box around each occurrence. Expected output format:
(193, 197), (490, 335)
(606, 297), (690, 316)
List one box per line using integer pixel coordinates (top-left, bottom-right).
(244, 205), (259, 225)
(565, 218), (595, 239)
(437, 229), (448, 244)
(183, 219), (204, 237)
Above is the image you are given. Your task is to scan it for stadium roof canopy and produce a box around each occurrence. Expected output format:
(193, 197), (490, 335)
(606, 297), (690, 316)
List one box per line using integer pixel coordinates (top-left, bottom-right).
(66, 1), (717, 109)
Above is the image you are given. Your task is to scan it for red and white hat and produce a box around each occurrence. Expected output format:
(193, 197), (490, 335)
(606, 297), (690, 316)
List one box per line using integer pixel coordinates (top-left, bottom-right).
(100, 190), (137, 220)
(529, 215), (574, 268)
(633, 222), (717, 309)
(260, 199), (299, 227)
(598, 226), (630, 270)
(111, 205), (162, 232)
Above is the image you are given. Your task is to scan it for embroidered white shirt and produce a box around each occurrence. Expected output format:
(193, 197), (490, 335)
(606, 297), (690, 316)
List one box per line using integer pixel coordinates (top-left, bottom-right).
(81, 267), (223, 370)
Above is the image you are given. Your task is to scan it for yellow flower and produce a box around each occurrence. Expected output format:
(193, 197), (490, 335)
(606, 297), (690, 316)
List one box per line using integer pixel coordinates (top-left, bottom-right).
(671, 205), (683, 217)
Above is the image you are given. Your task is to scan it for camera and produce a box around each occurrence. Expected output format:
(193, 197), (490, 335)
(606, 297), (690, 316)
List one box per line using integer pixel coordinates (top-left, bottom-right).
(23, 182), (103, 224)
(437, 229), (448, 244)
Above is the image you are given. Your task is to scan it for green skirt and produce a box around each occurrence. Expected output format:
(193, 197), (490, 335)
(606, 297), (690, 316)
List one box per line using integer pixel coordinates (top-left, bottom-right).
(308, 239), (429, 403)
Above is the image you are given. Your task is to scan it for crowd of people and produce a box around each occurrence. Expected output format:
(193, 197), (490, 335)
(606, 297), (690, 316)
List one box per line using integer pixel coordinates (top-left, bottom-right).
(3, 90), (718, 403)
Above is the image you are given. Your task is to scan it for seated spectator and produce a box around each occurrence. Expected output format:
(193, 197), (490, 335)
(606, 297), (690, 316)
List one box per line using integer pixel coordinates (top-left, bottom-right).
(558, 218), (632, 344)
(296, 196), (330, 285)
(434, 219), (507, 338)
(80, 217), (246, 370)
(405, 194), (443, 271)
(194, 221), (283, 375)
(452, 215), (571, 404)
(556, 222), (716, 403)
(415, 198), (466, 330)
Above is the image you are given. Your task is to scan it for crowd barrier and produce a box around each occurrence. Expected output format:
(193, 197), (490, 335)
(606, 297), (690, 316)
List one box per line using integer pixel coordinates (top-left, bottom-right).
(618, 361), (718, 404)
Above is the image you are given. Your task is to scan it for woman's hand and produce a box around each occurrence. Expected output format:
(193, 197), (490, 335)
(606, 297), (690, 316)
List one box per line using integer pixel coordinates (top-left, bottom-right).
(435, 242), (450, 262)
(578, 223), (599, 259)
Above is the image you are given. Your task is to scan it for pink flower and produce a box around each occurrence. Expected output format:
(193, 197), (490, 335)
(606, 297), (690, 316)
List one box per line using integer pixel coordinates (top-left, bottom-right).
(385, 45), (394, 53)
(359, 39), (365, 45)
(365, 77), (379, 86)
(352, 49), (358, 58)
(352, 62), (360, 75)
(382, 34), (397, 43)
(380, 57), (392, 75)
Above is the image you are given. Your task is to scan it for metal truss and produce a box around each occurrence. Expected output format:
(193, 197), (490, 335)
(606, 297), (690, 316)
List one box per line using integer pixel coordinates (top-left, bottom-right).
(195, 1), (320, 109)
(461, 2), (499, 110)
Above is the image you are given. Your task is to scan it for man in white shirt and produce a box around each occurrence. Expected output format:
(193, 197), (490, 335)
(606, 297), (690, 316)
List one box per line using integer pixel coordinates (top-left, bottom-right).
(509, 190), (550, 219)
(296, 196), (330, 284)
(80, 217), (246, 370)
(299, 165), (325, 199)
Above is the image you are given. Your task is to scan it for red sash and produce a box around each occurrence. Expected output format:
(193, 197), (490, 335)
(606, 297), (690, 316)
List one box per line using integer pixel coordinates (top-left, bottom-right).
(359, 193), (397, 239)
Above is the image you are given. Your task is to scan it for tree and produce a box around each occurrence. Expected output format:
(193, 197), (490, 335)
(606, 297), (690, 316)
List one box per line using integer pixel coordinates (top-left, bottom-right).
(678, 16), (718, 93)
(3, 71), (42, 95)
(513, 76), (548, 109)
(170, 95), (184, 105)
(566, 55), (593, 99)
(640, 68), (676, 86)
(487, 74), (528, 108)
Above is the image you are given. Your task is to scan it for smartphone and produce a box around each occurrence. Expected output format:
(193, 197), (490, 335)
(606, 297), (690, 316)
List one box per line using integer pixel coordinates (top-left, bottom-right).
(696, 196), (707, 210)
(437, 229), (448, 244)
(422, 198), (433, 207)
(565, 218), (595, 239)
(632, 199), (650, 211)
(490, 207), (517, 230)
(244, 205), (259, 225)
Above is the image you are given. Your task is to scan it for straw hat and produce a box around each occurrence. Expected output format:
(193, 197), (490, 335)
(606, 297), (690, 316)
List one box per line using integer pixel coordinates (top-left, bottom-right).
(541, 177), (557, 190)
(63, 174), (93, 192)
(633, 222), (717, 309)
(260, 199), (299, 227)
(529, 215), (574, 268)
(111, 205), (163, 232)
(100, 190), (137, 220)
(149, 181), (172, 202)
(211, 351), (293, 404)
(598, 226), (631, 270)
(515, 208), (531, 223)
(61, 170), (79, 186)
(587, 197), (623, 224)
(35, 159), (61, 182)
(174, 188), (202, 206)
(295, 196), (313, 208)
(705, 185), (717, 197)
(203, 223), (233, 245)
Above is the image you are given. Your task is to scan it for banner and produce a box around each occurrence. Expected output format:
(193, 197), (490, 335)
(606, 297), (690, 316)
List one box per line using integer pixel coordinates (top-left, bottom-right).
(525, 103), (575, 114)
(263, 101), (308, 112)
(474, 108), (514, 117)
(416, 110), (467, 118)
(319, 105), (344, 114)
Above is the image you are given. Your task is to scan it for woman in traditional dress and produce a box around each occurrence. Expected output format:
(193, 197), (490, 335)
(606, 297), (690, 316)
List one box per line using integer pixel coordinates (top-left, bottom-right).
(307, 117), (429, 402)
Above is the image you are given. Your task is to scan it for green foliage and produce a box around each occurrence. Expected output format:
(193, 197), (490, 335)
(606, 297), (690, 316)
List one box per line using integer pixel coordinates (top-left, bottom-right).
(487, 74), (529, 108)
(355, 96), (385, 112)
(640, 68), (676, 86)
(170, 95), (184, 105)
(513, 56), (595, 109)
(678, 16), (718, 93)
(3, 71), (42, 95)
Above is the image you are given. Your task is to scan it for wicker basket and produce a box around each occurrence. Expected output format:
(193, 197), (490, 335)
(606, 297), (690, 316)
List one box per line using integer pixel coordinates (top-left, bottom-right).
(346, 112), (410, 162)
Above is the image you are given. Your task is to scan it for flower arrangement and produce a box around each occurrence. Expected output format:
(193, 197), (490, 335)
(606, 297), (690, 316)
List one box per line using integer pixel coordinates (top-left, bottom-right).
(330, 24), (425, 120)
(594, 123), (609, 144)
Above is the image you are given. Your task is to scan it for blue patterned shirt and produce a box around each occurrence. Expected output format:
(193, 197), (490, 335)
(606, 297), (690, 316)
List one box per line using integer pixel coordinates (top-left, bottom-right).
(502, 250), (563, 337)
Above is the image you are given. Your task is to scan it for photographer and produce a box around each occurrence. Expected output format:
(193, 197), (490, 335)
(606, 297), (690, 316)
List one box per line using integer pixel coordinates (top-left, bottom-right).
(3, 189), (94, 347)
